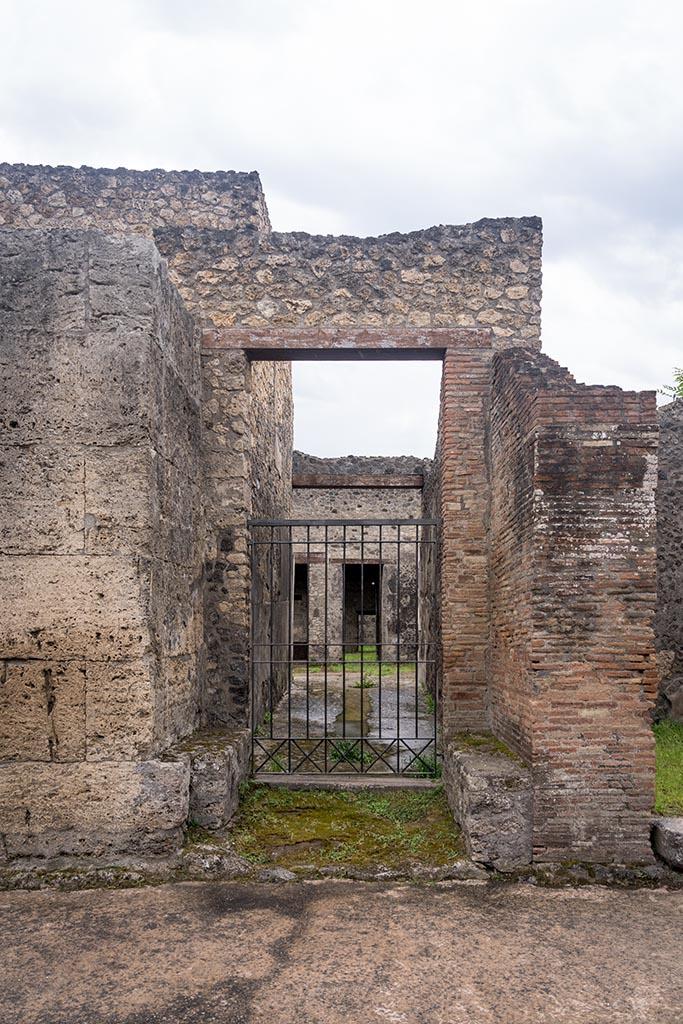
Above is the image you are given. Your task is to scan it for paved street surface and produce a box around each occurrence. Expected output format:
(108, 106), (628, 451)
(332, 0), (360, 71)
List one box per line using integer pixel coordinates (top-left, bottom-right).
(3, 879), (683, 1023)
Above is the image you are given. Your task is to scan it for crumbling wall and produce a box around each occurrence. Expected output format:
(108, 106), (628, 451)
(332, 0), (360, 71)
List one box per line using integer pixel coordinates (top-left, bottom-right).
(293, 453), (429, 479)
(0, 163), (270, 234)
(655, 399), (683, 720)
(489, 349), (658, 863)
(0, 227), (203, 858)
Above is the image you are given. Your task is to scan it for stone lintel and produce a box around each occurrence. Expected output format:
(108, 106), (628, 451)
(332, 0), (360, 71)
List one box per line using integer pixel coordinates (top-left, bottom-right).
(202, 326), (492, 360)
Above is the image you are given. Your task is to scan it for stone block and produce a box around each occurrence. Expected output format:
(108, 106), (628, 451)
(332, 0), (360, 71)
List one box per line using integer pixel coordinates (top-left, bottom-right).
(443, 738), (532, 871)
(0, 759), (190, 858)
(182, 729), (250, 829)
(0, 229), (87, 333)
(0, 660), (86, 762)
(652, 817), (683, 871)
(149, 556), (204, 658)
(154, 654), (202, 749)
(87, 234), (158, 333)
(83, 445), (155, 557)
(0, 554), (151, 661)
(0, 446), (84, 554)
(159, 360), (202, 467)
(85, 659), (156, 761)
(0, 330), (157, 445)
(153, 451), (203, 569)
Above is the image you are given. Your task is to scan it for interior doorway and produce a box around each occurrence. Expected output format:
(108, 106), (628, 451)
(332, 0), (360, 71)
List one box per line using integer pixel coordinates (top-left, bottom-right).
(343, 562), (381, 654)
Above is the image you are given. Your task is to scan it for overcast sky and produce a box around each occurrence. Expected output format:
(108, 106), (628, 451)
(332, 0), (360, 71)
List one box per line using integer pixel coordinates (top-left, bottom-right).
(2, 0), (681, 457)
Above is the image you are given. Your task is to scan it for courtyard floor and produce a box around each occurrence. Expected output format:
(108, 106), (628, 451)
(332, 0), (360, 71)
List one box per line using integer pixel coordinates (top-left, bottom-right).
(3, 878), (683, 1024)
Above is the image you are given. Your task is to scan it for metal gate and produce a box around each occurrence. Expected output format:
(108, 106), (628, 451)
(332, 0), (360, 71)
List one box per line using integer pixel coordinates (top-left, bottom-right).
(249, 519), (439, 776)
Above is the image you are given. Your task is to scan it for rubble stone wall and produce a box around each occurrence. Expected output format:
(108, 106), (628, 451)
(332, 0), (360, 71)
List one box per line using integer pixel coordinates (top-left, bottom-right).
(154, 219), (542, 345)
(0, 228), (204, 858)
(655, 399), (683, 720)
(0, 163), (270, 235)
(489, 349), (658, 863)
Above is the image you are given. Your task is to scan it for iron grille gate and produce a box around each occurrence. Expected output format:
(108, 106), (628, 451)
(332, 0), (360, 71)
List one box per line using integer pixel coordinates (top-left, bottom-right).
(249, 519), (440, 776)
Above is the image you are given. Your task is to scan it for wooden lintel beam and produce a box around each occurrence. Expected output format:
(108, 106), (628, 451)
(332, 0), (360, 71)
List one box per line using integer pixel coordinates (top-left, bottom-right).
(292, 473), (424, 489)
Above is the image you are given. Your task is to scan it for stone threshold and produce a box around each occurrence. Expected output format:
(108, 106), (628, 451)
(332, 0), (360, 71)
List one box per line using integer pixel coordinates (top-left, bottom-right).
(252, 773), (440, 791)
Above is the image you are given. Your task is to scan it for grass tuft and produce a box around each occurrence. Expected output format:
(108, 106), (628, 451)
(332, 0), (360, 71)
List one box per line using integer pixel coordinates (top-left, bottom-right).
(654, 720), (683, 815)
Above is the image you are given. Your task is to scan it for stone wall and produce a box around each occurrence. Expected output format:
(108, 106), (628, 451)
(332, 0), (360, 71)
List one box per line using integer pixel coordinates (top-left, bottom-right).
(0, 163), (270, 235)
(293, 452), (429, 479)
(655, 399), (683, 720)
(0, 227), (203, 857)
(154, 219), (542, 344)
(0, 162), (290, 730)
(292, 459), (426, 664)
(489, 349), (658, 863)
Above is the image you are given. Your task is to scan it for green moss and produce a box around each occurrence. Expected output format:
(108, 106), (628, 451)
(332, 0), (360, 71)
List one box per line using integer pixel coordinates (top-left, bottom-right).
(184, 822), (224, 847)
(229, 784), (465, 871)
(454, 732), (525, 765)
(654, 720), (683, 815)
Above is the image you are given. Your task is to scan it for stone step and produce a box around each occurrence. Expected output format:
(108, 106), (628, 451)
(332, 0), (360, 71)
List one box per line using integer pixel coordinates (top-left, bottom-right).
(252, 773), (439, 791)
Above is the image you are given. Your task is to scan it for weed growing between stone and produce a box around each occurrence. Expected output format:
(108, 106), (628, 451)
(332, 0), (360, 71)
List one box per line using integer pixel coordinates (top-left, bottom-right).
(654, 720), (683, 814)
(229, 784), (465, 870)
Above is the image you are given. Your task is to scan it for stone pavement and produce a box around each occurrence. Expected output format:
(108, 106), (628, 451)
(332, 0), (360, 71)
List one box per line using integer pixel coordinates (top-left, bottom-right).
(3, 879), (683, 1024)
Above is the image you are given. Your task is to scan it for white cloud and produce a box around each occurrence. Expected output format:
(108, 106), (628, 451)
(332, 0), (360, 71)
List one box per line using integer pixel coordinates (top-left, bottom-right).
(0, 0), (681, 451)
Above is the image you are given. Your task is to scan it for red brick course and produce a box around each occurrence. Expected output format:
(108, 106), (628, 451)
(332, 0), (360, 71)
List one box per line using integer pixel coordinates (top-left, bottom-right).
(489, 350), (658, 863)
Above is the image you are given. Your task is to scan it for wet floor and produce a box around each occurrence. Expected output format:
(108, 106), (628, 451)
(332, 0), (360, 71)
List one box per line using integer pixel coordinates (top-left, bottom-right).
(255, 665), (436, 774)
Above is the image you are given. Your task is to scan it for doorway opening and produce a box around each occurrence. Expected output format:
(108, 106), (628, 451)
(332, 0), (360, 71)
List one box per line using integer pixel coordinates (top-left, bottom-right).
(343, 562), (381, 655)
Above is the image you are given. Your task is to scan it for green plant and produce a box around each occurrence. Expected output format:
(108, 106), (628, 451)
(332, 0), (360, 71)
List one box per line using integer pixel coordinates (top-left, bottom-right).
(654, 720), (683, 815)
(254, 711), (273, 737)
(422, 689), (436, 716)
(330, 739), (373, 767)
(262, 754), (287, 773)
(410, 751), (441, 779)
(228, 784), (465, 871)
(660, 367), (683, 400)
(352, 673), (376, 689)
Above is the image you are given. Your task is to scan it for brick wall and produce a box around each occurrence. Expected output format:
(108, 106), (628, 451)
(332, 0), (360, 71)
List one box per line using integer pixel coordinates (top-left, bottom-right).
(437, 342), (495, 735)
(490, 349), (658, 863)
(655, 399), (683, 719)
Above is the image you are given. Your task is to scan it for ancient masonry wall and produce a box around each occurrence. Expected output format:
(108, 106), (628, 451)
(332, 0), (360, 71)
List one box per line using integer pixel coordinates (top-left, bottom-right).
(655, 399), (683, 720)
(0, 164), (292, 729)
(1, 161), (662, 867)
(489, 349), (658, 863)
(0, 228), (204, 858)
(155, 219), (542, 343)
(0, 163), (271, 234)
(163, 215), (541, 722)
(437, 342), (494, 736)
